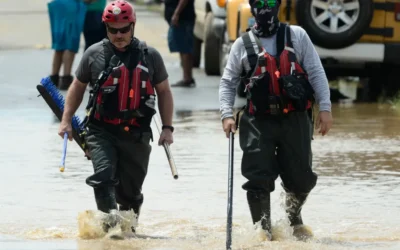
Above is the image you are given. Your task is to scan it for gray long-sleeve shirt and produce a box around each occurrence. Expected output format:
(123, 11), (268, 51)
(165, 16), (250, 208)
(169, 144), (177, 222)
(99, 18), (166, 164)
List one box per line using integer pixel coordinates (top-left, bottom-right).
(219, 25), (331, 120)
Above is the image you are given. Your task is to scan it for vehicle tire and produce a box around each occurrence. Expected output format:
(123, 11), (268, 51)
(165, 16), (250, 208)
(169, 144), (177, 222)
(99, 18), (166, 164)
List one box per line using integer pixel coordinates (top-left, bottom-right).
(219, 27), (231, 76)
(296, 0), (373, 49)
(204, 12), (221, 75)
(236, 12), (247, 98)
(193, 36), (202, 68)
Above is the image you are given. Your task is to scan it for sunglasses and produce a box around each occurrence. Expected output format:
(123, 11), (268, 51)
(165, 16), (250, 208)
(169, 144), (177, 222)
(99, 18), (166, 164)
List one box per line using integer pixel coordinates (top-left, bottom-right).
(107, 24), (132, 34)
(254, 0), (277, 8)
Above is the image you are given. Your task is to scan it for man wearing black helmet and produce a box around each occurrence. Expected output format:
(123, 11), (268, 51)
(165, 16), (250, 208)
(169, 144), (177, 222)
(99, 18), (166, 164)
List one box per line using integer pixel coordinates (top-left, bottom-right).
(219, 0), (333, 241)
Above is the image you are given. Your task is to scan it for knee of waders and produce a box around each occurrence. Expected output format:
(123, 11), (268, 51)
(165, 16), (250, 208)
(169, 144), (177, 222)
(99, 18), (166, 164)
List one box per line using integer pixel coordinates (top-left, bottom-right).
(85, 167), (118, 188)
(242, 179), (276, 193)
(280, 172), (318, 194)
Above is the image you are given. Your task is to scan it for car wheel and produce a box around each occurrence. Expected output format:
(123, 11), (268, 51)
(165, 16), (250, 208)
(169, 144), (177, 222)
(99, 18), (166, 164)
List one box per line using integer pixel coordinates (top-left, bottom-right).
(236, 14), (247, 98)
(193, 36), (202, 68)
(219, 28), (231, 76)
(204, 12), (221, 75)
(296, 0), (373, 49)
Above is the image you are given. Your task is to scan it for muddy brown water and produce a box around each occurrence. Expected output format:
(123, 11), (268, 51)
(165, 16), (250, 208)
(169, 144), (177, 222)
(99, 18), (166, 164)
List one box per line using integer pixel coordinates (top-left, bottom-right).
(1, 87), (400, 250)
(0, 5), (399, 248)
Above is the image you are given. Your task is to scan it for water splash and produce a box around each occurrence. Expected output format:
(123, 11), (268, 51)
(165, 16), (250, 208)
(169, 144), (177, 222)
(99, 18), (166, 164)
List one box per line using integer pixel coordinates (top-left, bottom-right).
(77, 209), (138, 239)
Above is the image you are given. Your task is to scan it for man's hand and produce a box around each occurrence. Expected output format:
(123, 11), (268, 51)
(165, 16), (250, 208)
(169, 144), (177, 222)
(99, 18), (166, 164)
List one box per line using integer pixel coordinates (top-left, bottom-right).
(84, 150), (91, 159)
(159, 129), (174, 146)
(171, 13), (179, 26)
(58, 120), (73, 141)
(58, 78), (87, 141)
(315, 111), (333, 136)
(222, 117), (236, 138)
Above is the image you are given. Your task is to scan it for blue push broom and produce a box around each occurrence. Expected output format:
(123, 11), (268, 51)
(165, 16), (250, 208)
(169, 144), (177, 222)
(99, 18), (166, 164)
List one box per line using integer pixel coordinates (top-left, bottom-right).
(36, 77), (89, 172)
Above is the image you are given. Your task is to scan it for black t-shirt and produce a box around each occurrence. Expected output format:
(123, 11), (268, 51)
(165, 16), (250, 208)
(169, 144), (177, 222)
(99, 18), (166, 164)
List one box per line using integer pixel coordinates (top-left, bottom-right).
(164, 0), (196, 23)
(74, 39), (169, 132)
(75, 38), (168, 86)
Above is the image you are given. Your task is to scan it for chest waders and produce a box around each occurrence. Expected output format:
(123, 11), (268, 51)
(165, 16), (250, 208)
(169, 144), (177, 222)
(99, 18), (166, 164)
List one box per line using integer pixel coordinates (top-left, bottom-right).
(83, 39), (154, 235)
(238, 24), (316, 240)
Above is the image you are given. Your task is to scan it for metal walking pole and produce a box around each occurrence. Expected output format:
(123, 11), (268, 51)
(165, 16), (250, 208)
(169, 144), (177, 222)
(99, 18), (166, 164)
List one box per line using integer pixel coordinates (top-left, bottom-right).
(226, 131), (234, 250)
(153, 116), (179, 179)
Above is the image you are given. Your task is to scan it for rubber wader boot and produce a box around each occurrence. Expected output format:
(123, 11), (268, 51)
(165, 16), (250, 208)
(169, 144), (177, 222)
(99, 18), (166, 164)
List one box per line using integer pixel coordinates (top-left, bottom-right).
(285, 192), (313, 240)
(94, 186), (120, 233)
(247, 191), (272, 240)
(49, 75), (59, 87)
(119, 197), (143, 233)
(58, 75), (73, 90)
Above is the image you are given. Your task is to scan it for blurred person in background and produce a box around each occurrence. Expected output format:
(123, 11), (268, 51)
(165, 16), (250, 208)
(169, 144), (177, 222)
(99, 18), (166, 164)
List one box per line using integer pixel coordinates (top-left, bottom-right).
(164, 0), (196, 87)
(83, 0), (107, 51)
(47, 0), (87, 90)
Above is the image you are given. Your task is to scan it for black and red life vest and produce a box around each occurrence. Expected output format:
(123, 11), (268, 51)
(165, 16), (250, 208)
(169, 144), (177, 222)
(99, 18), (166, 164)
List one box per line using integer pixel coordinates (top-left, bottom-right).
(241, 24), (313, 116)
(93, 40), (156, 128)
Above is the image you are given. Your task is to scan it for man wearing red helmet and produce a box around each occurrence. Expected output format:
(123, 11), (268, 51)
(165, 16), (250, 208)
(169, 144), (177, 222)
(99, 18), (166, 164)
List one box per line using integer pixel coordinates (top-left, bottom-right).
(59, 0), (174, 234)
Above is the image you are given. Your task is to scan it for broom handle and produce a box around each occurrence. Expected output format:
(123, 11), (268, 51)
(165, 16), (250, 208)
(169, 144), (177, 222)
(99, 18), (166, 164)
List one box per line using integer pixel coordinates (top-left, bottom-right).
(60, 133), (68, 172)
(153, 117), (178, 179)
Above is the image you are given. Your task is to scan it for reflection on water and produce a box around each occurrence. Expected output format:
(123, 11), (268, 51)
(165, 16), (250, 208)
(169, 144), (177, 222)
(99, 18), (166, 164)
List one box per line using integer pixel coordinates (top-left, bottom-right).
(0, 100), (400, 250)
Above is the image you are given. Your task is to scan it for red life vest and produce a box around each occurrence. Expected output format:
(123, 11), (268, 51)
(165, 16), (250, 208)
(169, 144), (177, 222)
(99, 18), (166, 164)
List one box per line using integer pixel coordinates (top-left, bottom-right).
(241, 24), (313, 116)
(93, 41), (156, 128)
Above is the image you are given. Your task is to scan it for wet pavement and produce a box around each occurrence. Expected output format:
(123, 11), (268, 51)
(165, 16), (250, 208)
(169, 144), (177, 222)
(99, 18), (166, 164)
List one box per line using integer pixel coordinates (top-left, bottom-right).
(1, 2), (400, 250)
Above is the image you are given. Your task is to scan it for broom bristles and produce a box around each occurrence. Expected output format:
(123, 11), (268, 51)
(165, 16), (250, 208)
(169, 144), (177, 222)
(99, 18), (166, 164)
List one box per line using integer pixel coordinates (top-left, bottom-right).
(40, 77), (84, 132)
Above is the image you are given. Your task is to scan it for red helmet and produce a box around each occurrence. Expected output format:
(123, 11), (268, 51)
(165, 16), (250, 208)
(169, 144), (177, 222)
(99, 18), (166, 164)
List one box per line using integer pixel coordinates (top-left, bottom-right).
(102, 0), (136, 23)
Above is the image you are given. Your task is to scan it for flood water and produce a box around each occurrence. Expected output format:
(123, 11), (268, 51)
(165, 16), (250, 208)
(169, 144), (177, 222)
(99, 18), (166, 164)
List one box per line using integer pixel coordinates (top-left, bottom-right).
(1, 73), (400, 250)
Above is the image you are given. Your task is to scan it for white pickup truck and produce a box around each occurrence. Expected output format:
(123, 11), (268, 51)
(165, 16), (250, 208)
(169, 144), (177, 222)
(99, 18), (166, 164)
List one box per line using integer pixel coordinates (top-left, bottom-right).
(193, 0), (226, 76)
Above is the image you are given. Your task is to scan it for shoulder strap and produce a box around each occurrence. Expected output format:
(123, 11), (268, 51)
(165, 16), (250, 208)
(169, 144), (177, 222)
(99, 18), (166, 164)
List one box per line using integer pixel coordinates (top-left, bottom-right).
(285, 25), (297, 62)
(241, 29), (263, 79)
(249, 27), (264, 48)
(242, 32), (257, 77)
(274, 23), (287, 70)
(102, 38), (114, 70)
(139, 41), (149, 65)
(276, 23), (286, 58)
(137, 40), (154, 85)
(284, 25), (298, 74)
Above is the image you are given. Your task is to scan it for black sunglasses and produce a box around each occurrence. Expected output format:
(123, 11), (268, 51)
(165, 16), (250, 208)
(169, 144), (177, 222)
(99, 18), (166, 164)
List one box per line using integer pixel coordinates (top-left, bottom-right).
(107, 24), (132, 34)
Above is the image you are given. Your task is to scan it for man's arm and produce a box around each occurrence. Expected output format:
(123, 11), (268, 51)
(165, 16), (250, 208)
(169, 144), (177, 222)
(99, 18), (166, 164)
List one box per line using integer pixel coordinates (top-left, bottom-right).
(173, 0), (189, 17)
(155, 80), (174, 126)
(62, 79), (88, 123)
(219, 38), (244, 120)
(149, 47), (173, 126)
(62, 46), (93, 123)
(297, 28), (331, 112)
